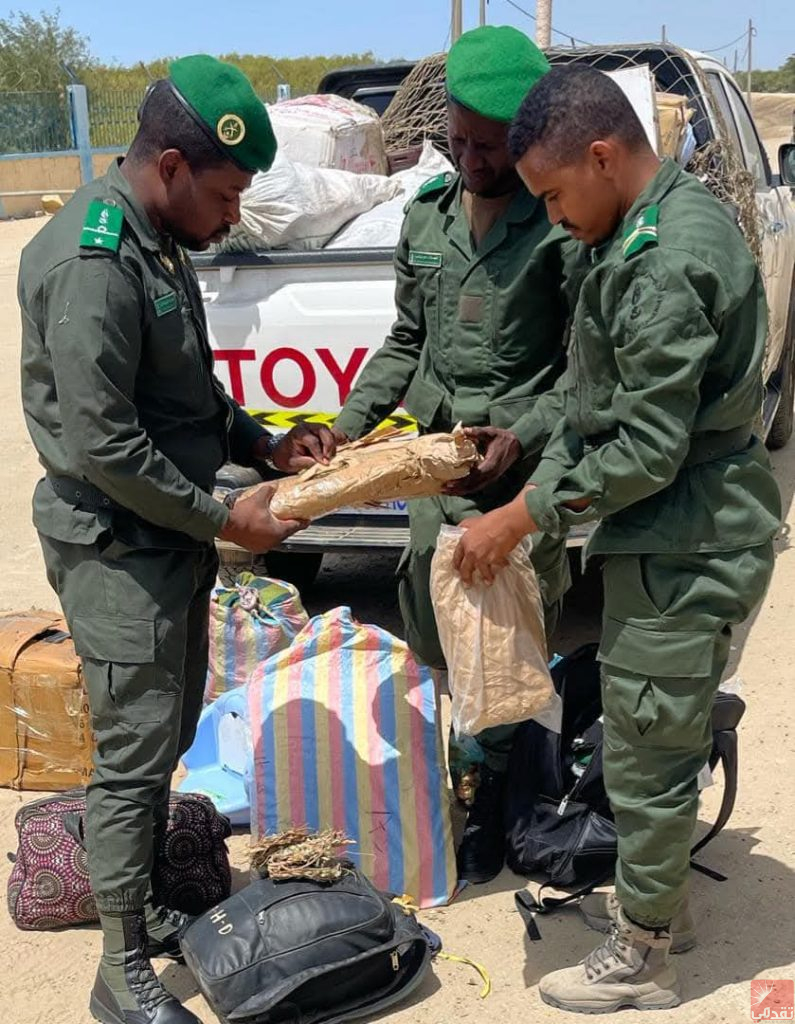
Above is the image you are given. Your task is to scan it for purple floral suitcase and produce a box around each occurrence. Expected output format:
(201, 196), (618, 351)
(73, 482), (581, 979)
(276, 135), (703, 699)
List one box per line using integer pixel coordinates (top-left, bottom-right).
(7, 790), (232, 930)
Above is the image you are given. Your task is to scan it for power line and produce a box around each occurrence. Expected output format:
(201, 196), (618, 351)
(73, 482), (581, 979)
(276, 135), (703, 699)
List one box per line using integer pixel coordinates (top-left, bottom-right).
(499, 5), (751, 60)
(442, 17), (452, 51)
(501, 0), (593, 47)
(701, 28), (750, 55)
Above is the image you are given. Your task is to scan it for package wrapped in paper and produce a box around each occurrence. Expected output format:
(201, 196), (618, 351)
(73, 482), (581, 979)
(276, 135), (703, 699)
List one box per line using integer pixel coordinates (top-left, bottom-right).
(251, 428), (479, 521)
(430, 525), (557, 738)
(0, 612), (94, 791)
(656, 92), (694, 160)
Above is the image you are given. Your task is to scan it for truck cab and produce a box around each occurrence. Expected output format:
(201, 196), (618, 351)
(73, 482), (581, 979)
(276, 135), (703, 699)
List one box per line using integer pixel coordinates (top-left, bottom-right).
(197, 44), (795, 589)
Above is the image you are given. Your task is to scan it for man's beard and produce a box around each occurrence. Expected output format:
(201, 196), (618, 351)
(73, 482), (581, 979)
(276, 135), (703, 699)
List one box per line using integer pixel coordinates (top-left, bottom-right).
(166, 221), (230, 251)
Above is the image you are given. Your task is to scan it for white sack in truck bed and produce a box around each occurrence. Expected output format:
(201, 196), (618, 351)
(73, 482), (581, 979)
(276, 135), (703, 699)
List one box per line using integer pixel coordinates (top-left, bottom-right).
(240, 429), (479, 522)
(222, 151), (400, 252)
(267, 94), (388, 175)
(327, 141), (454, 249)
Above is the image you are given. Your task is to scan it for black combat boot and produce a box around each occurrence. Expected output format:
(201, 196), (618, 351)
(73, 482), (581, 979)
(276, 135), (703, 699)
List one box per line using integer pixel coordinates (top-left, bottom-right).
(144, 902), (193, 961)
(456, 765), (507, 884)
(90, 911), (200, 1024)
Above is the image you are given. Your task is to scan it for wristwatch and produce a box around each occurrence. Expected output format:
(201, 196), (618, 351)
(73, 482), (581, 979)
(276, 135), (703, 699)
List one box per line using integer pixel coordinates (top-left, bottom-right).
(222, 488), (243, 511)
(259, 432), (281, 471)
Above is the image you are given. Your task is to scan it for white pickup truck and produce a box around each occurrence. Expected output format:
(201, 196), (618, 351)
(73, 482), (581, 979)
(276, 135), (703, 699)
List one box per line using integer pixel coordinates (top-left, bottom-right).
(195, 44), (795, 589)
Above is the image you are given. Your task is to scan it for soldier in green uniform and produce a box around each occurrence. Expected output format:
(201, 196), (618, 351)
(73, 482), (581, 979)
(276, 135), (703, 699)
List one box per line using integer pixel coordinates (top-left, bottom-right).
(454, 66), (781, 1012)
(19, 56), (337, 1024)
(332, 26), (574, 886)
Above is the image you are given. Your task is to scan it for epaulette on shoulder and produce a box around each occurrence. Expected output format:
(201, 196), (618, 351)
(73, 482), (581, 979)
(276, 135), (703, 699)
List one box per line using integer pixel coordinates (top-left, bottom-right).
(403, 171), (454, 213)
(622, 204), (659, 260)
(79, 199), (124, 255)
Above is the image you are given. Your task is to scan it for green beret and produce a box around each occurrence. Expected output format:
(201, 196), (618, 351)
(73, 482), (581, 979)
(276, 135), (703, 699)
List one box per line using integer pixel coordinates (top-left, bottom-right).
(446, 26), (550, 122)
(168, 54), (277, 173)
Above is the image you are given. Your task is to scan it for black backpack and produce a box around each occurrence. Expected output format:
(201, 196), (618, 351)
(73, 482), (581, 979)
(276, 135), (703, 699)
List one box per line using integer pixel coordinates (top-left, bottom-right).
(180, 867), (432, 1024)
(505, 643), (744, 926)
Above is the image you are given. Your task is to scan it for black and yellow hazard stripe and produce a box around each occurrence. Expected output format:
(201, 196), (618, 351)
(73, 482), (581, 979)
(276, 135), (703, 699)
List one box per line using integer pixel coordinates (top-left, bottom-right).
(248, 410), (418, 434)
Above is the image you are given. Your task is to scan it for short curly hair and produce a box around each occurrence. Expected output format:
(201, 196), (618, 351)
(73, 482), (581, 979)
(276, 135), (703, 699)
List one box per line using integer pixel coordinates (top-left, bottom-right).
(509, 64), (649, 164)
(127, 80), (230, 172)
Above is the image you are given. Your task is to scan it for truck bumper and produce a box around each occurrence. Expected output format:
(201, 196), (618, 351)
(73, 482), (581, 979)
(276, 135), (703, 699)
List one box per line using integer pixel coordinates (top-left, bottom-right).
(216, 514), (592, 558)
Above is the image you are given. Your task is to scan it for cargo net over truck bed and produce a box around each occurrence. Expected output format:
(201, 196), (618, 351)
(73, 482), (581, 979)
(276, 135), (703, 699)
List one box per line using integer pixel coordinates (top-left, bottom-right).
(382, 44), (763, 267)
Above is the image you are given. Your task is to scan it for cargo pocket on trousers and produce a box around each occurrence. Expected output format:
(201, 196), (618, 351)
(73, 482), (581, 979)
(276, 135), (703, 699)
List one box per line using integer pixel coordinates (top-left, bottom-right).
(71, 615), (156, 664)
(70, 614), (173, 727)
(599, 623), (719, 750)
(598, 620), (717, 680)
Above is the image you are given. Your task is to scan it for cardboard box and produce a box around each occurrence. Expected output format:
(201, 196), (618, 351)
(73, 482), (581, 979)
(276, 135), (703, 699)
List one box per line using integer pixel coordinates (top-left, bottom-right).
(0, 612), (93, 791)
(267, 94), (388, 175)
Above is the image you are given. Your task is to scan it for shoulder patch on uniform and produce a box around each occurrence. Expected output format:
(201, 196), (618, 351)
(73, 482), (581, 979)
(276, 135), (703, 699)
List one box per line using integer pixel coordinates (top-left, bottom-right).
(403, 171), (454, 214)
(622, 204), (659, 260)
(80, 200), (124, 253)
(413, 171), (453, 201)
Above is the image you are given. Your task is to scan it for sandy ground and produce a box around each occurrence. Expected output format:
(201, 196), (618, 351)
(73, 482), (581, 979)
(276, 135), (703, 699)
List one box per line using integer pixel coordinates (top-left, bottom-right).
(0, 216), (793, 1024)
(751, 92), (795, 166)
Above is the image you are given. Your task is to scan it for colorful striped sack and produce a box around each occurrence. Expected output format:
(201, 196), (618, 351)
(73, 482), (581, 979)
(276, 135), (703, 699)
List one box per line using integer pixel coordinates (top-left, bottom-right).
(247, 607), (457, 908)
(205, 573), (308, 703)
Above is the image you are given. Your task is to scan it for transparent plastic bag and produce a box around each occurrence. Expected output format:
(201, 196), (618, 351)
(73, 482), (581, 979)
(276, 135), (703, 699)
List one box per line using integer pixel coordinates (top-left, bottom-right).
(430, 525), (556, 738)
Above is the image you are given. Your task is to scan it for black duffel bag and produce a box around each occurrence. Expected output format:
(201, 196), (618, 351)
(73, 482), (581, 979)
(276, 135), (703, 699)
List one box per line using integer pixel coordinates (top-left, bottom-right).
(180, 867), (432, 1024)
(506, 643), (745, 909)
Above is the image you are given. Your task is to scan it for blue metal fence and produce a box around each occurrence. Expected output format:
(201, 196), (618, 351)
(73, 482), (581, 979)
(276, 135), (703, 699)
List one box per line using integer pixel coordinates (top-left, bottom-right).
(0, 87), (146, 156)
(88, 89), (143, 149)
(0, 91), (72, 154)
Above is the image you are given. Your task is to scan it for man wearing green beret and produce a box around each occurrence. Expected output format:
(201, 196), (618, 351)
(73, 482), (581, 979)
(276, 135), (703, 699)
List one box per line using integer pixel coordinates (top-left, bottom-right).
(332, 26), (575, 885)
(454, 66), (780, 1012)
(19, 55), (336, 1024)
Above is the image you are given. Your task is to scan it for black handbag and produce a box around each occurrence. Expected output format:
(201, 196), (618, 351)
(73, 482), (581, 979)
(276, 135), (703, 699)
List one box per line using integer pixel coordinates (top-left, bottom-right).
(180, 867), (432, 1024)
(505, 643), (745, 925)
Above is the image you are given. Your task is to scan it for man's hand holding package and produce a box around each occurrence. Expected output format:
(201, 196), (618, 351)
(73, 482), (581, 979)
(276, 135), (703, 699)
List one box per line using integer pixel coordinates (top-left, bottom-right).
(220, 482), (308, 552)
(443, 426), (522, 495)
(454, 487), (539, 585)
(255, 423), (338, 473)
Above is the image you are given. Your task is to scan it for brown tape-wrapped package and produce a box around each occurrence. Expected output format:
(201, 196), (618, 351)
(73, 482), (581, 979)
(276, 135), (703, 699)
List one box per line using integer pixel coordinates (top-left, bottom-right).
(261, 428), (479, 521)
(656, 92), (693, 159)
(0, 612), (94, 791)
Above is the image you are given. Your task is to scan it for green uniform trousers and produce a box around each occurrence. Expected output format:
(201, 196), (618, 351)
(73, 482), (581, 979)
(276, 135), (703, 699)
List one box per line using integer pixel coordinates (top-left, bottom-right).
(398, 489), (570, 772)
(598, 543), (774, 928)
(39, 528), (218, 914)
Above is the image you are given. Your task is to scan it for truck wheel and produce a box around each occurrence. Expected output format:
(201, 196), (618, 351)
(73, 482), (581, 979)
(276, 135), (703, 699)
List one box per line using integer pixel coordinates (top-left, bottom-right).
(254, 551), (324, 593)
(767, 284), (795, 451)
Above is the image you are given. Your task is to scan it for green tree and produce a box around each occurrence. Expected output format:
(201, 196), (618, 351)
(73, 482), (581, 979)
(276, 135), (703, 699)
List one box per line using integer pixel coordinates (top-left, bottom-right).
(737, 54), (795, 94)
(83, 51), (383, 103)
(0, 7), (94, 91)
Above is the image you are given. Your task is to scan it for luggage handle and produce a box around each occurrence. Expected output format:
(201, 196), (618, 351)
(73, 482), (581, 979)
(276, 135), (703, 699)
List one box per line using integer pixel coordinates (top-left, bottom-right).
(689, 728), (737, 874)
(63, 812), (86, 847)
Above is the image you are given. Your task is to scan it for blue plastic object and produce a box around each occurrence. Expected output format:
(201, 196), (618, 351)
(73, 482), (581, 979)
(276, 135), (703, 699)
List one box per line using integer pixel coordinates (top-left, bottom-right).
(178, 688), (252, 826)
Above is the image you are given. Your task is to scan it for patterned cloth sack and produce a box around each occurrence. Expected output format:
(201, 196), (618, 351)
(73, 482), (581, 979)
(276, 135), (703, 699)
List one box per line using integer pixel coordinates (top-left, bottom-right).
(247, 607), (457, 909)
(205, 572), (309, 702)
(7, 790), (232, 930)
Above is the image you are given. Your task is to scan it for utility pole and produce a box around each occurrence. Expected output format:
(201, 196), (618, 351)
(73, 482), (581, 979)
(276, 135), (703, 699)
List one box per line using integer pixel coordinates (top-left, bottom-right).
(746, 18), (753, 104)
(452, 0), (463, 43)
(536, 0), (552, 48)
(480, 0), (487, 27)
